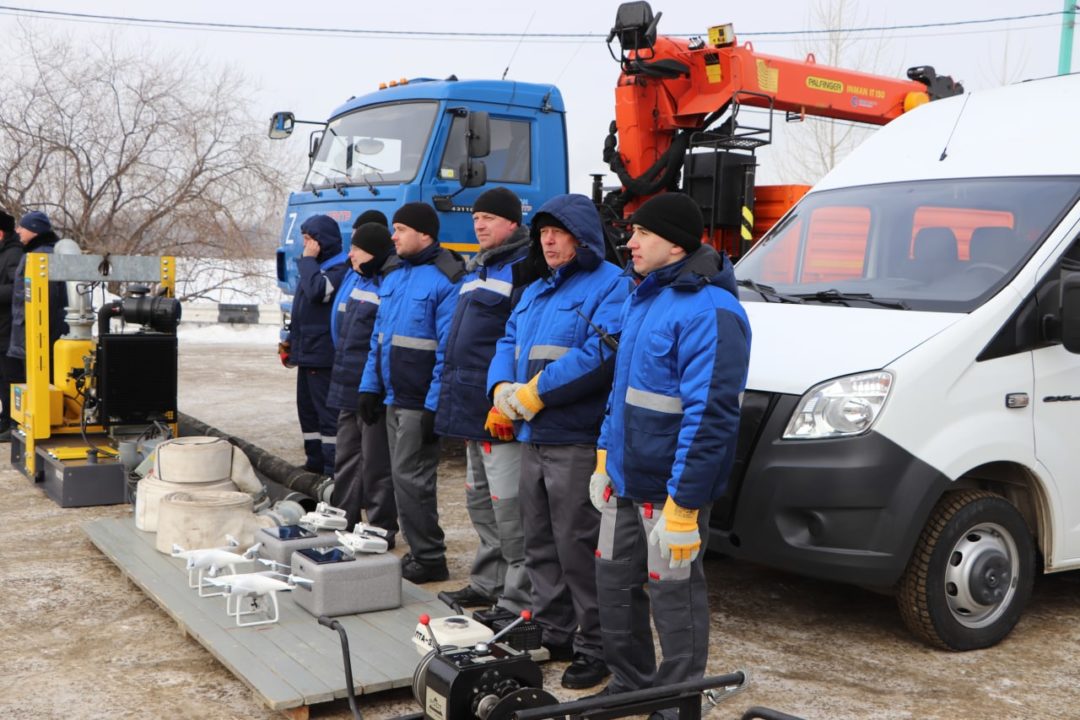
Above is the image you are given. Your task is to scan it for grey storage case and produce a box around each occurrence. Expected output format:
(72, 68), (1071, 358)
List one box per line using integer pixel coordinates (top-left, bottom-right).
(291, 547), (402, 617)
(258, 525), (337, 566)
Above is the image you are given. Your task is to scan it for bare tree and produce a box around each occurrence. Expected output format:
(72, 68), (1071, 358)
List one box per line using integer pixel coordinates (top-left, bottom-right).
(775, 0), (885, 184)
(0, 24), (288, 263)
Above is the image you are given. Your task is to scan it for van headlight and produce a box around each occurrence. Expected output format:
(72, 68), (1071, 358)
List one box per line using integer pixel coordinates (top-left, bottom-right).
(783, 371), (893, 439)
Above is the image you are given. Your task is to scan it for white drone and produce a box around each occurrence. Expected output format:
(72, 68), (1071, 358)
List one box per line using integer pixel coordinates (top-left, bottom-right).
(170, 535), (263, 597)
(335, 523), (389, 555)
(204, 570), (313, 627)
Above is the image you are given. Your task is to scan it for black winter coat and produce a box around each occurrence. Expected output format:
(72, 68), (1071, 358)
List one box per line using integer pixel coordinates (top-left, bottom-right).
(0, 234), (25, 349)
(9, 231), (69, 360)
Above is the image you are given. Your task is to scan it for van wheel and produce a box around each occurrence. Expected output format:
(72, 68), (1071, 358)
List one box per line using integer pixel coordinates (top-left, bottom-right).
(897, 490), (1034, 650)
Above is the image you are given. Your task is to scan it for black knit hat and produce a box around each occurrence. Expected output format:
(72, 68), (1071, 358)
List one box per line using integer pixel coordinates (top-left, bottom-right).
(352, 222), (394, 257)
(0, 210), (13, 236)
(473, 187), (522, 225)
(629, 193), (704, 254)
(353, 209), (388, 229)
(392, 202), (439, 240)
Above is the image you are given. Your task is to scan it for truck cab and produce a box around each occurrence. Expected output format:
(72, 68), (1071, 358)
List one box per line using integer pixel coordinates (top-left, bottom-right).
(273, 78), (568, 300)
(722, 73), (1080, 651)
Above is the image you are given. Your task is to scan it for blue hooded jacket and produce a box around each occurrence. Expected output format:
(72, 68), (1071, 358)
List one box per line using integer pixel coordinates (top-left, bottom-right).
(599, 245), (751, 509)
(487, 194), (633, 445)
(359, 242), (465, 411)
(288, 215), (348, 368)
(326, 253), (400, 412)
(435, 225), (533, 440)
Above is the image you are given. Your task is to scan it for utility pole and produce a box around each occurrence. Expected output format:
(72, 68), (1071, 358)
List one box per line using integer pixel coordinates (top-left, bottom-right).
(1060, 0), (1077, 75)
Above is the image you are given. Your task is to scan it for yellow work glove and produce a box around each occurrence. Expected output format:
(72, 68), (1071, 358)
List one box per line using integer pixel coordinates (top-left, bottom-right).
(507, 373), (544, 422)
(483, 406), (515, 441)
(493, 382), (523, 420)
(588, 448), (613, 512)
(648, 497), (701, 569)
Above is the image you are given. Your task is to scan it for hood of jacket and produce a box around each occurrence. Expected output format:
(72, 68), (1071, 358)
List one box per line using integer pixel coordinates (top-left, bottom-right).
(648, 244), (737, 296)
(529, 194), (606, 274)
(24, 230), (59, 253)
(300, 215), (343, 263)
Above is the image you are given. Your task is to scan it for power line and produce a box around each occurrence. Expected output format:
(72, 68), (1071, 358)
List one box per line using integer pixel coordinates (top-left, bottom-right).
(0, 4), (1066, 41)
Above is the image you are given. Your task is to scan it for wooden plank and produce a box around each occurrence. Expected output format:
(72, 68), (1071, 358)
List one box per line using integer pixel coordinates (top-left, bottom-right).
(84, 517), (454, 711)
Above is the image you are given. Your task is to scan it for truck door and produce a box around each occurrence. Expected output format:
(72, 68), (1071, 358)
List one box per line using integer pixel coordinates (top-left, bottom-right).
(424, 110), (543, 256)
(1031, 235), (1080, 567)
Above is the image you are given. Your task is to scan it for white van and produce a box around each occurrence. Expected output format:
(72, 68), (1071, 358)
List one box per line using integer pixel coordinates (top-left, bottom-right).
(717, 73), (1080, 651)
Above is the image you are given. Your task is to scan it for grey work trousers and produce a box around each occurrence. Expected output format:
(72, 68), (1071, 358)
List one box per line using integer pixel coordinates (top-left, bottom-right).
(386, 406), (445, 563)
(331, 409), (398, 540)
(519, 442), (602, 658)
(465, 440), (530, 611)
(595, 497), (712, 701)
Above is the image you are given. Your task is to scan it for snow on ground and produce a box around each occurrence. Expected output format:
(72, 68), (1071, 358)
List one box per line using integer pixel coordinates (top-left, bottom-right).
(177, 322), (279, 345)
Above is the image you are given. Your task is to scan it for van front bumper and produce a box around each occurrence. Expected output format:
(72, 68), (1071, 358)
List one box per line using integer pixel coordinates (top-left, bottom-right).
(708, 392), (951, 587)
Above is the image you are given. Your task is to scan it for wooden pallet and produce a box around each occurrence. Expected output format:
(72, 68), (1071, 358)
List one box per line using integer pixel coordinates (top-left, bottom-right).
(84, 517), (451, 719)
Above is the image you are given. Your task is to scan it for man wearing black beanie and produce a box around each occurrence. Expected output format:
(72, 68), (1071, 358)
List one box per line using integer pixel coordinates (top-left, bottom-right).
(327, 218), (400, 539)
(0, 211), (23, 441)
(436, 186), (535, 611)
(358, 201), (465, 583)
(589, 191), (750, 706)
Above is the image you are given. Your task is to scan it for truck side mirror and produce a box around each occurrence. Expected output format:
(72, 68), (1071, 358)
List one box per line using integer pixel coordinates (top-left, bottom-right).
(467, 111), (490, 159)
(308, 130), (324, 164)
(269, 111), (295, 140)
(1059, 259), (1080, 353)
(459, 159), (487, 189)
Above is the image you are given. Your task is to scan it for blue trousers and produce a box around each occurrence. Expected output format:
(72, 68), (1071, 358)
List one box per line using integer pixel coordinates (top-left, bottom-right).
(296, 366), (336, 476)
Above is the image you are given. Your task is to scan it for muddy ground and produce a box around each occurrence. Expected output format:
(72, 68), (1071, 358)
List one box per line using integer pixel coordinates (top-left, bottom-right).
(2, 340), (1079, 719)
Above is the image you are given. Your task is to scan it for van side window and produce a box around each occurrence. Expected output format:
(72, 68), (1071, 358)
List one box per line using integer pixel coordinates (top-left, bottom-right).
(440, 116), (531, 184)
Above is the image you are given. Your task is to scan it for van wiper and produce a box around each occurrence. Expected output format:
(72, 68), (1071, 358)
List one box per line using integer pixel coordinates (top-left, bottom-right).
(795, 289), (909, 310)
(736, 279), (804, 304)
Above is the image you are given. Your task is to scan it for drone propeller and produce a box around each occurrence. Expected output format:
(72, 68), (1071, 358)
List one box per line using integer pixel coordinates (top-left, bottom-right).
(288, 575), (314, 588)
(258, 558), (290, 571)
(224, 534), (240, 548)
(242, 542), (263, 560)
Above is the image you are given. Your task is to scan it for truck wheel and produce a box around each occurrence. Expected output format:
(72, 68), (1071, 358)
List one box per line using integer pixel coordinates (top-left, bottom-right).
(897, 490), (1034, 651)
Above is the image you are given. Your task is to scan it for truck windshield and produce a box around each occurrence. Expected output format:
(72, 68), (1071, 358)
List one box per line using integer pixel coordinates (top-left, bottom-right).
(304, 101), (438, 190)
(736, 177), (1080, 312)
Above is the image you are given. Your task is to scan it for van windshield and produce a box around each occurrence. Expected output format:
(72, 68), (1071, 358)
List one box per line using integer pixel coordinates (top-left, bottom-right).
(304, 101), (438, 190)
(736, 177), (1080, 312)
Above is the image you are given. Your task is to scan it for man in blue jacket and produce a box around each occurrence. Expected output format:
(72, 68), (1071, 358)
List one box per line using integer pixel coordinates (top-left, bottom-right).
(327, 212), (399, 540)
(358, 202), (464, 583)
(590, 193), (751, 710)
(286, 214), (348, 477)
(436, 187), (535, 611)
(487, 193), (632, 690)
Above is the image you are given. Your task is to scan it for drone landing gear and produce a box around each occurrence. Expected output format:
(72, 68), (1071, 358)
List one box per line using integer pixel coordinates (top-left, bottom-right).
(226, 591), (281, 627)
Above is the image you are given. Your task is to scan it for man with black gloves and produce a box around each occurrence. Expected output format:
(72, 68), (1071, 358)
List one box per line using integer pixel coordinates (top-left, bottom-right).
(436, 187), (536, 611)
(487, 193), (632, 690)
(0, 211), (23, 442)
(591, 193), (751, 712)
(358, 202), (464, 583)
(326, 211), (399, 541)
(286, 214), (349, 476)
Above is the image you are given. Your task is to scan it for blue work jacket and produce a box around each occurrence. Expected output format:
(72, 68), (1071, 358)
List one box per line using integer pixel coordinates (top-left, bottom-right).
(359, 243), (464, 412)
(326, 254), (399, 412)
(436, 226), (533, 440)
(599, 246), (751, 509)
(487, 194), (632, 445)
(288, 216), (348, 368)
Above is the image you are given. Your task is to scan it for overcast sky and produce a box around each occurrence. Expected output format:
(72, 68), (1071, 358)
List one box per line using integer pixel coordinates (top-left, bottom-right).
(0, 1), (1071, 190)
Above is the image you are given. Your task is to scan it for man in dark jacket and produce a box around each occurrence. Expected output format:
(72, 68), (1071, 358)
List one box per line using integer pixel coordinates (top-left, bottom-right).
(358, 202), (465, 584)
(436, 187), (535, 611)
(287, 214), (348, 476)
(487, 194), (633, 689)
(8, 211), (67, 369)
(327, 212), (400, 542)
(591, 193), (751, 711)
(0, 211), (23, 441)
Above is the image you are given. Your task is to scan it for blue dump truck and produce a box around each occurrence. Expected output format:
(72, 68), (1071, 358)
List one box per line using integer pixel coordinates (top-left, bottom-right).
(270, 77), (568, 314)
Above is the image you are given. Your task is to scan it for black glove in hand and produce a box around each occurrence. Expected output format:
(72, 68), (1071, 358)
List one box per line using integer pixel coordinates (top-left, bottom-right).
(356, 392), (384, 425)
(420, 409), (438, 445)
